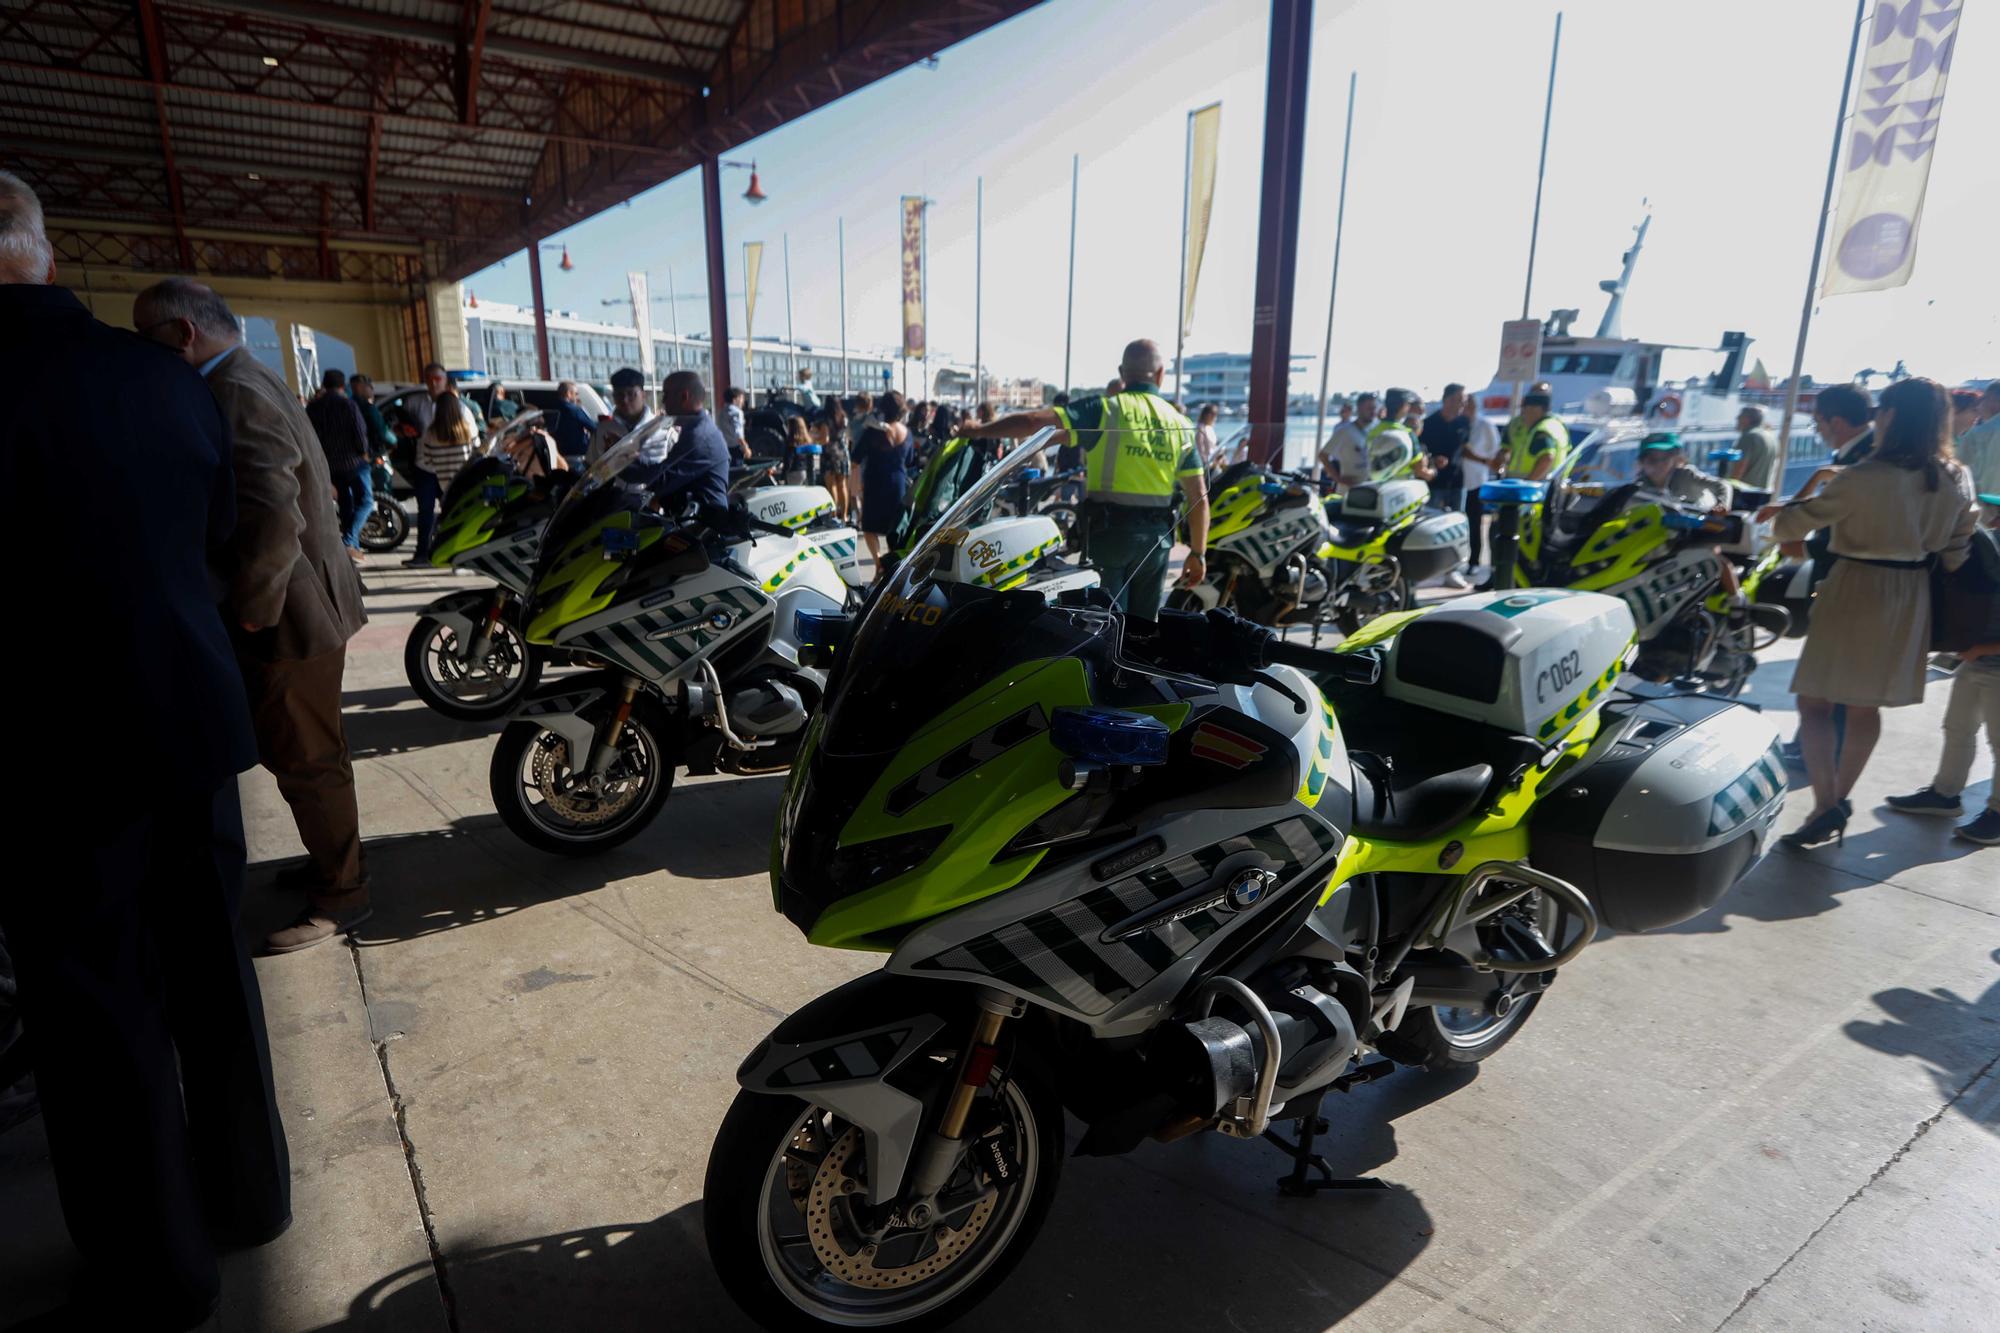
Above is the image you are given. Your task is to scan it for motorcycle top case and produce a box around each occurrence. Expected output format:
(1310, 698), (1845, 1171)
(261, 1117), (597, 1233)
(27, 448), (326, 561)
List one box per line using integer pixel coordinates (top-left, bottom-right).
(1393, 511), (1473, 583)
(1531, 691), (1786, 931)
(1340, 478), (1429, 525)
(934, 516), (1064, 591)
(1383, 589), (1634, 742)
(746, 485), (835, 532)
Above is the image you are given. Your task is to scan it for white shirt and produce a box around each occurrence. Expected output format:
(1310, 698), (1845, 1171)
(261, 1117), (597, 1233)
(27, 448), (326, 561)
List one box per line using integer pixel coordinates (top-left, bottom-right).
(1321, 420), (1368, 485)
(1461, 413), (1499, 491)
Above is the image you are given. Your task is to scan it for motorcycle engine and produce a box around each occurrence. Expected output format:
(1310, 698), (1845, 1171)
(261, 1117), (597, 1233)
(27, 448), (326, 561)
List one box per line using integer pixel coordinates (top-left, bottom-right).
(727, 678), (810, 737)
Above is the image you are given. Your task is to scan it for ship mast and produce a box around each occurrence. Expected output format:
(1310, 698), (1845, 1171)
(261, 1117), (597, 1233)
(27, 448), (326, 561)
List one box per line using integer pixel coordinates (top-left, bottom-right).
(1594, 210), (1650, 340)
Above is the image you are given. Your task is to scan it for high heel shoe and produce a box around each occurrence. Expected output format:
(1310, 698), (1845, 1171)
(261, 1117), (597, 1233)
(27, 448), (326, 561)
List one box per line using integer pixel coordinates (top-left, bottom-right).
(1780, 804), (1848, 850)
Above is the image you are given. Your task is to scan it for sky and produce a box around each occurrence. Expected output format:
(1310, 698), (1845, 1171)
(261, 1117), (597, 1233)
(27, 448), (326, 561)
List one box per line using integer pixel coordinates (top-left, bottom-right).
(463, 0), (1998, 397)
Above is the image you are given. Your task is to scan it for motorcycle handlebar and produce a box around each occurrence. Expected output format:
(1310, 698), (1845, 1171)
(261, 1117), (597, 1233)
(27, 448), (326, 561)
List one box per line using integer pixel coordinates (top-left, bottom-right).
(1262, 636), (1382, 684)
(1142, 608), (1381, 686)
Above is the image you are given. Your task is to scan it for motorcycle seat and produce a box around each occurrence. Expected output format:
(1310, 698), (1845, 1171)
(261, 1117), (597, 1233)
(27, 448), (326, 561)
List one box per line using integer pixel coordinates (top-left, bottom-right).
(1348, 752), (1495, 843)
(1328, 518), (1385, 548)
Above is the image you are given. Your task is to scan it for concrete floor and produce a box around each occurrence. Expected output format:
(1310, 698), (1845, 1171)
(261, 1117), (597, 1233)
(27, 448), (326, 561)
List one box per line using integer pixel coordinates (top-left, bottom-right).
(3, 549), (1996, 1333)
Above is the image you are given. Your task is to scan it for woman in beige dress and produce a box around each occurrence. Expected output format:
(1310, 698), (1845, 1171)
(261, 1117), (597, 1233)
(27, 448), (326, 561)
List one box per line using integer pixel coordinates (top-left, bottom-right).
(1759, 377), (1979, 848)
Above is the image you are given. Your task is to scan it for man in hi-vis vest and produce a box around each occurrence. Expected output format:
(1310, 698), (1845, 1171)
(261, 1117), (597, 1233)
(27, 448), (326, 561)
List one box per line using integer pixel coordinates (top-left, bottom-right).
(971, 339), (1208, 618)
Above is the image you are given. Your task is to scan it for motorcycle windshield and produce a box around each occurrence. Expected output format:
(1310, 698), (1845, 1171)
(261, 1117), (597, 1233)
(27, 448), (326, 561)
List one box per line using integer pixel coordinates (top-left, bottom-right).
(529, 413), (675, 581)
(818, 430), (1112, 758)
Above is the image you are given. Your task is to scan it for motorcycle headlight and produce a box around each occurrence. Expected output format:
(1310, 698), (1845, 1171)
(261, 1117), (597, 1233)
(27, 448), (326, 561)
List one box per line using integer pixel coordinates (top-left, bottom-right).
(825, 826), (950, 895)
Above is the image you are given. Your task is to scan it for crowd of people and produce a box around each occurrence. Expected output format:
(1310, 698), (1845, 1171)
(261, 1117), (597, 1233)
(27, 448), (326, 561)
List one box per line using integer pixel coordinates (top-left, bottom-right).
(3, 157), (1997, 1328)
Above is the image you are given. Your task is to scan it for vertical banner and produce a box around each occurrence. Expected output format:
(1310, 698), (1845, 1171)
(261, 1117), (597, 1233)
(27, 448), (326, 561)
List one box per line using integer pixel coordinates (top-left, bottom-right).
(627, 271), (654, 384)
(742, 241), (764, 377)
(901, 196), (925, 360)
(1823, 0), (1963, 296)
(1181, 102), (1222, 339)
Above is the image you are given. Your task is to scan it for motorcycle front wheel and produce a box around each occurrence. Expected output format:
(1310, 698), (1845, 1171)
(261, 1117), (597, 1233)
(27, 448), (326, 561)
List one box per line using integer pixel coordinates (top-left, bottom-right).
(404, 612), (543, 721)
(359, 500), (410, 553)
(489, 712), (674, 854)
(704, 1063), (1064, 1332)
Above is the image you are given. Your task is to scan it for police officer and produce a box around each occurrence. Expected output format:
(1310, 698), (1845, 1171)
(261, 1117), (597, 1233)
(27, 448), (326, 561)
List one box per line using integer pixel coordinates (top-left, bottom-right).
(1499, 382), (1570, 482)
(971, 338), (1207, 618)
(1363, 387), (1436, 483)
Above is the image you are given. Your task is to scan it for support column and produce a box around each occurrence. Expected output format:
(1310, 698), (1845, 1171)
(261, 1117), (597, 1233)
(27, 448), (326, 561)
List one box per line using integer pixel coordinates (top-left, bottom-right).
(701, 156), (733, 404)
(1245, 0), (1314, 460)
(527, 243), (552, 380)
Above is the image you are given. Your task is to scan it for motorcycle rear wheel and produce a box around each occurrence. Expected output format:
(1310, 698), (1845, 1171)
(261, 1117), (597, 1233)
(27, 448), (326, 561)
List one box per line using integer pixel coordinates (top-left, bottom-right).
(705, 1063), (1063, 1332)
(358, 500), (410, 552)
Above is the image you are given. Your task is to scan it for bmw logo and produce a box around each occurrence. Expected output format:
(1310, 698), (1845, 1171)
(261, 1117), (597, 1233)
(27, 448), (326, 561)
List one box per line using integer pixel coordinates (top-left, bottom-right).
(705, 607), (737, 631)
(1226, 868), (1275, 910)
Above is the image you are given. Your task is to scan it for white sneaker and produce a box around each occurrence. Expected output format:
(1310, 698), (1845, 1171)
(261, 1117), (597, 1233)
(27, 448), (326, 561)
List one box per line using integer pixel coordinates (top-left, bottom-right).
(1444, 571), (1471, 589)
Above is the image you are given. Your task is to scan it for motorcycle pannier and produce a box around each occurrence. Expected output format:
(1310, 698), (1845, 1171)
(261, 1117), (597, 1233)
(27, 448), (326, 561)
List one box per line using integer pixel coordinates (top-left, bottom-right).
(1530, 692), (1786, 932)
(1391, 512), (1472, 584)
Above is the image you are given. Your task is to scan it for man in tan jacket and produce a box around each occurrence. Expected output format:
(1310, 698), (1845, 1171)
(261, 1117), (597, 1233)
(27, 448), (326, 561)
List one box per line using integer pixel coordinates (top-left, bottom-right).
(136, 278), (371, 953)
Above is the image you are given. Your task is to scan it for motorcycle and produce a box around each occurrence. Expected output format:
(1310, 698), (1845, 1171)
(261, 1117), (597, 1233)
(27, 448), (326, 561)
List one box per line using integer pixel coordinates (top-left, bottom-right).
(488, 418), (867, 854)
(1175, 452), (1467, 640)
(1485, 431), (1789, 697)
(357, 457), (411, 553)
(877, 436), (1096, 599)
(408, 417), (868, 722)
(702, 434), (1786, 1330)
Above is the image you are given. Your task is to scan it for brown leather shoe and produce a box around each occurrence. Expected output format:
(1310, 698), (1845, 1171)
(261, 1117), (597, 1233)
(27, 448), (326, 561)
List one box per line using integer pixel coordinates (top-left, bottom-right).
(263, 906), (373, 954)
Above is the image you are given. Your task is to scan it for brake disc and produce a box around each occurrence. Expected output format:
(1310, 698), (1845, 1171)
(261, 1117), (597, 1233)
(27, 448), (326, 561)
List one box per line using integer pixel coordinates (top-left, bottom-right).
(528, 734), (642, 825)
(803, 1127), (996, 1290)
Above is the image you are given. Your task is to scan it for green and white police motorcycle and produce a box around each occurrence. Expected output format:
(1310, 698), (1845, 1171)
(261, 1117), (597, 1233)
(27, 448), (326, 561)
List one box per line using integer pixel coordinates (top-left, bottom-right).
(409, 412), (865, 722)
(703, 434), (1788, 1329)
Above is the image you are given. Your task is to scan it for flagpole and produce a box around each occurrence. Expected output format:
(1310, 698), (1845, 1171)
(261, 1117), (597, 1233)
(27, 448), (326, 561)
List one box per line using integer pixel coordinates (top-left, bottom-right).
(1521, 12), (1562, 323)
(974, 177), (984, 408)
(838, 217), (849, 394)
(1314, 71), (1357, 456)
(1779, 0), (1867, 451)
(742, 243), (755, 406)
(1063, 153), (1079, 397)
(1175, 109), (1194, 408)
(666, 266), (679, 374)
(783, 234), (797, 399)
(920, 199), (930, 401)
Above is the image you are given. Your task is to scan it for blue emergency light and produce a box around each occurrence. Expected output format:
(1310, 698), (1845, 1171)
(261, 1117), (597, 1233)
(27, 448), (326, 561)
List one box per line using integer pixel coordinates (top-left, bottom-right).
(1480, 479), (1548, 505)
(793, 608), (851, 660)
(601, 526), (640, 557)
(1050, 707), (1170, 768)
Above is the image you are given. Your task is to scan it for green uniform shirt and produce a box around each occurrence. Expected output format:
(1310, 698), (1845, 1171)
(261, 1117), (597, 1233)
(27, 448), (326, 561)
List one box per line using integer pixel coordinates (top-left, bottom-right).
(1054, 382), (1200, 509)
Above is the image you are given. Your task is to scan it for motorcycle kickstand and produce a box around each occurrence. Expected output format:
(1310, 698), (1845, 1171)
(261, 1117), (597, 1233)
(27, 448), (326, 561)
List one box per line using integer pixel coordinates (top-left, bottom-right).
(1262, 1060), (1400, 1197)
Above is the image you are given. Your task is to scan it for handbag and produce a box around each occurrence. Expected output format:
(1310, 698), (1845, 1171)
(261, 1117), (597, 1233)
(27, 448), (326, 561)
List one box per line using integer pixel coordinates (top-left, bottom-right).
(1929, 525), (2000, 651)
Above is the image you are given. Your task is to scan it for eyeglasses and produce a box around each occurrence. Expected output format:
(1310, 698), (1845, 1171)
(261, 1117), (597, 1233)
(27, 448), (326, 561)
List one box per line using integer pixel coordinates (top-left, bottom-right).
(135, 317), (182, 340)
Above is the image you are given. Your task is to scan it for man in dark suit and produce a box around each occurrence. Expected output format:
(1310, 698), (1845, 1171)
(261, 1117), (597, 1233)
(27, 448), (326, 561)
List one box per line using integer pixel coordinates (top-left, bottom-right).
(134, 277), (373, 953)
(0, 170), (290, 1328)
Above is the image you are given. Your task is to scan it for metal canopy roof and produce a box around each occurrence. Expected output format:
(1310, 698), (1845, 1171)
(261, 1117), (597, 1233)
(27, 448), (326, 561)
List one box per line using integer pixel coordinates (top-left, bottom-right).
(4, 0), (1037, 284)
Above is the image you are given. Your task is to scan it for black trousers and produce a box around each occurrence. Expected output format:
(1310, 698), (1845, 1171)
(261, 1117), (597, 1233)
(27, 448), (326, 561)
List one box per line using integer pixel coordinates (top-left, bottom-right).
(0, 781), (289, 1322)
(1464, 490), (1487, 569)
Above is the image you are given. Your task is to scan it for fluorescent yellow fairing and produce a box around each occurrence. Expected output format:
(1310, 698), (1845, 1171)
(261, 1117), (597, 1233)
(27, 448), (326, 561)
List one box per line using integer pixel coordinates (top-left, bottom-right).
(524, 513), (665, 643)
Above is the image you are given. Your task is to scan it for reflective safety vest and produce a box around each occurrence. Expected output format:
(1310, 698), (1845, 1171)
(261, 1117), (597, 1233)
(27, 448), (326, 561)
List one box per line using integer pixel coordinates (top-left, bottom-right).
(1503, 415), (1570, 478)
(1061, 390), (1197, 508)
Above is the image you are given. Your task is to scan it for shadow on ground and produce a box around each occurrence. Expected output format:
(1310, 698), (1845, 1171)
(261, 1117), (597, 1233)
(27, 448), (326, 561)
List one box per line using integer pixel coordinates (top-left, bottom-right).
(246, 773), (782, 945)
(1844, 948), (2000, 1135)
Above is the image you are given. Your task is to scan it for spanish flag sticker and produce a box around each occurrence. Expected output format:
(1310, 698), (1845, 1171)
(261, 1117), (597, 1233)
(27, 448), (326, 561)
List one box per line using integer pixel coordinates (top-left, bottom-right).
(1191, 721), (1266, 770)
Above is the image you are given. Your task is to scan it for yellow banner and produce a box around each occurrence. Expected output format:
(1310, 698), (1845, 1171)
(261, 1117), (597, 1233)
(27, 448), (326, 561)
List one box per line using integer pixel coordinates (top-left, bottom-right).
(1182, 102), (1222, 339)
(742, 241), (763, 374)
(901, 196), (925, 359)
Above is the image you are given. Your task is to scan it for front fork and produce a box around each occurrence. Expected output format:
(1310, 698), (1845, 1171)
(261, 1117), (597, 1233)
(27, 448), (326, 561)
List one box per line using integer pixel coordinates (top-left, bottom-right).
(462, 589), (512, 664)
(585, 675), (643, 779)
(900, 989), (1023, 1221)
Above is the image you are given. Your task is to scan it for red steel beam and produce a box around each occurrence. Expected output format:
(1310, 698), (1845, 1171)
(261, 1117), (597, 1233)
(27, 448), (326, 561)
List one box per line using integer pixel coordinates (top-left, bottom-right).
(364, 113), (382, 231)
(460, 0), (494, 127)
(0, 60), (682, 161)
(131, 0), (193, 269)
(701, 154), (731, 405)
(526, 239), (552, 380)
(1245, 0), (1313, 452)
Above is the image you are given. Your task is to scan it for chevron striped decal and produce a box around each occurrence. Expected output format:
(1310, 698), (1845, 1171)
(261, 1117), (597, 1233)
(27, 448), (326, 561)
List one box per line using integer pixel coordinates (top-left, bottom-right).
(1536, 652), (1628, 741)
(566, 585), (768, 681)
(1708, 740), (1788, 837)
(912, 816), (1338, 1016)
(971, 537), (1059, 590)
(1294, 691), (1339, 809)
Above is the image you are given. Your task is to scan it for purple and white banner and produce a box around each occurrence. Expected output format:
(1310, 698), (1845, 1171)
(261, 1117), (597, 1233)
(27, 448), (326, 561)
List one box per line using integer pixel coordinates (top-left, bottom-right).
(1823, 0), (1964, 296)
